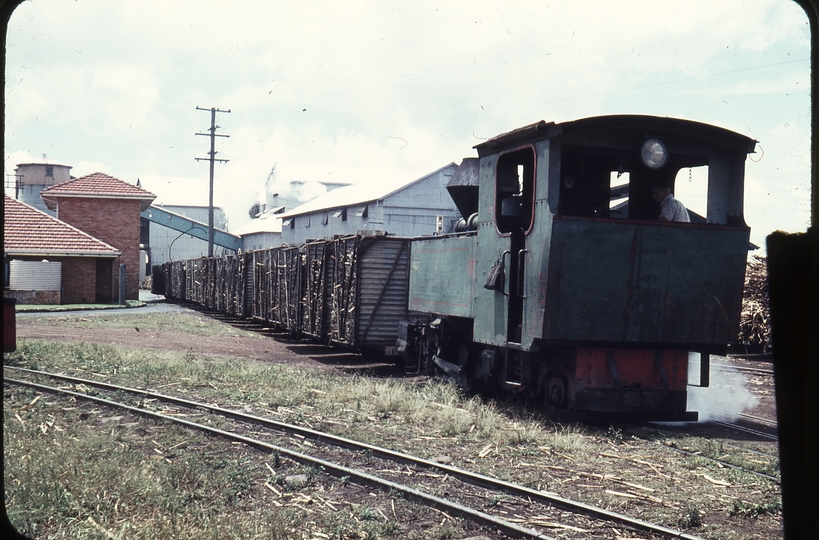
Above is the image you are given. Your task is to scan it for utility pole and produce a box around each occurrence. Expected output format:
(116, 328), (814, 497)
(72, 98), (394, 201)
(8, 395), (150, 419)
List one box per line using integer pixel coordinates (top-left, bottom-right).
(195, 106), (231, 257)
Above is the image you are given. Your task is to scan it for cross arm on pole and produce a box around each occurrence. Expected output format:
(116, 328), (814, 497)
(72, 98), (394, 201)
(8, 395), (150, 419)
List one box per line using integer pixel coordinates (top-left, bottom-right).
(195, 106), (231, 257)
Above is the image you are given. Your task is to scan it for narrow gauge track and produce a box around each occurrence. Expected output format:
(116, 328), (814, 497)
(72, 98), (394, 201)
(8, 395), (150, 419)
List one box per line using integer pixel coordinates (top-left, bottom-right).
(643, 408), (780, 482)
(707, 407), (779, 442)
(633, 421), (780, 485)
(4, 366), (701, 540)
(710, 362), (774, 376)
(711, 420), (778, 442)
(716, 409), (778, 429)
(651, 440), (780, 484)
(722, 442), (779, 459)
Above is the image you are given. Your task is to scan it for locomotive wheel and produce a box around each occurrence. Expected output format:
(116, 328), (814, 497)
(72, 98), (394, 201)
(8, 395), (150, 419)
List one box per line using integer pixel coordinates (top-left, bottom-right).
(546, 376), (567, 408)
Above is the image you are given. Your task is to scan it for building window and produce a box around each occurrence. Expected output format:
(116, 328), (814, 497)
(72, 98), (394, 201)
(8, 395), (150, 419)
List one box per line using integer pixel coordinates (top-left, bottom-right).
(305, 215), (311, 228)
(355, 206), (368, 218)
(322, 213), (329, 225)
(140, 217), (150, 244)
(45, 166), (54, 176)
(341, 208), (348, 221)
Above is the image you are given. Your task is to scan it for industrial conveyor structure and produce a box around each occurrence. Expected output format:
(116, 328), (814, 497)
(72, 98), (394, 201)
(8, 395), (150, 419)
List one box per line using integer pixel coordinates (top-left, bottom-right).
(141, 205), (243, 252)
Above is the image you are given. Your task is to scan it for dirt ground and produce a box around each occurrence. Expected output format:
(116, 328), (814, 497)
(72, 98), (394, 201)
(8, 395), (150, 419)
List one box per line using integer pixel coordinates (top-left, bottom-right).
(13, 310), (401, 377)
(14, 309), (779, 422)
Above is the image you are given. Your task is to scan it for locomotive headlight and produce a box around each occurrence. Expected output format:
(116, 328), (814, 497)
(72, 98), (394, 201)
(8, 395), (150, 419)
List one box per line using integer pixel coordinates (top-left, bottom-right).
(641, 138), (668, 169)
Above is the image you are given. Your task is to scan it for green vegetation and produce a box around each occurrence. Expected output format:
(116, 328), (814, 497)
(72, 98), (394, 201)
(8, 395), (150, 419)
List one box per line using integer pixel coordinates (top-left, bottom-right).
(731, 500), (783, 518)
(15, 300), (143, 312)
(624, 426), (781, 481)
(16, 311), (262, 338)
(4, 377), (461, 540)
(4, 333), (784, 539)
(4, 386), (303, 539)
(679, 505), (703, 528)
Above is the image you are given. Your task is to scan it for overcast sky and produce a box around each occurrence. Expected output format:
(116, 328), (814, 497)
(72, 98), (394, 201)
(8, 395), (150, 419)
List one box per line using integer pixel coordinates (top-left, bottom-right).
(4, 0), (811, 251)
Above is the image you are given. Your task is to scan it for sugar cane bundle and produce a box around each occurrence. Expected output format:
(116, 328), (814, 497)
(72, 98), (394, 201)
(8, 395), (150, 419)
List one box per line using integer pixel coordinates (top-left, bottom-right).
(736, 255), (770, 350)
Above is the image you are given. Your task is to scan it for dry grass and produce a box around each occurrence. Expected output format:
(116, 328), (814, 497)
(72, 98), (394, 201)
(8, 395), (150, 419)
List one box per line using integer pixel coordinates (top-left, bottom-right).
(5, 338), (783, 539)
(4, 386), (301, 539)
(4, 380), (476, 540)
(17, 311), (262, 339)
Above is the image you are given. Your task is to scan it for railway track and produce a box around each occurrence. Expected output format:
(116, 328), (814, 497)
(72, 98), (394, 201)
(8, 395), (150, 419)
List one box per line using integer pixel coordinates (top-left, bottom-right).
(710, 362), (774, 376)
(706, 406), (779, 442)
(5, 366), (703, 540)
(711, 419), (778, 442)
(652, 439), (780, 484)
(633, 418), (780, 485)
(640, 405), (780, 484)
(719, 409), (778, 429)
(696, 359), (779, 444)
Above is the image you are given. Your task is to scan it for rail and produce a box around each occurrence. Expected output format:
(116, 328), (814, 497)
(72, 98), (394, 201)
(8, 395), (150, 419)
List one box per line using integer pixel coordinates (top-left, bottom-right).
(6, 366), (704, 540)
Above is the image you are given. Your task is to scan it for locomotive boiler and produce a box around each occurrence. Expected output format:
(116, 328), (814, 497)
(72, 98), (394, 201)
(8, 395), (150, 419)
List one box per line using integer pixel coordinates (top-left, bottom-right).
(154, 115), (756, 421)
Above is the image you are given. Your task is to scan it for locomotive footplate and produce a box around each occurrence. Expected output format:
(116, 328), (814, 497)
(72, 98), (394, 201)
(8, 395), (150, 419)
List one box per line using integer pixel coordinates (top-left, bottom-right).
(572, 389), (694, 420)
(550, 405), (698, 423)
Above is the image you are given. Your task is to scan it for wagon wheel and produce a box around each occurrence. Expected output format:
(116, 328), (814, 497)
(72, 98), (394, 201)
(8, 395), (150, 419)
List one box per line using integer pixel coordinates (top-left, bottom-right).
(546, 376), (567, 408)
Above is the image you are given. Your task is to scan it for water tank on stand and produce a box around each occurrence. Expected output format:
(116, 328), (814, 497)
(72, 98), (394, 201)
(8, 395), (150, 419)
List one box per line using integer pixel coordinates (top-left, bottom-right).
(10, 162), (73, 216)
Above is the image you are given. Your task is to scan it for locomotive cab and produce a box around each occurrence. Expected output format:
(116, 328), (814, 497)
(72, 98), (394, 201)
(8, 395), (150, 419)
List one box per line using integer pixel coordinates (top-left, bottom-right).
(485, 116), (754, 418)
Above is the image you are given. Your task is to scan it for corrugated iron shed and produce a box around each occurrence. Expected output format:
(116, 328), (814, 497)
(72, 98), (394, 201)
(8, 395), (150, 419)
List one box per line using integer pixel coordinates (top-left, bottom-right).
(278, 163), (456, 219)
(233, 207), (284, 236)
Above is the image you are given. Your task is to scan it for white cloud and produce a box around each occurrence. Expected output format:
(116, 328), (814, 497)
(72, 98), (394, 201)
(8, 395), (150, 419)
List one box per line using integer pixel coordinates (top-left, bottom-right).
(5, 150), (37, 173)
(4, 0), (811, 237)
(87, 65), (161, 133)
(73, 160), (112, 177)
(139, 175), (210, 207)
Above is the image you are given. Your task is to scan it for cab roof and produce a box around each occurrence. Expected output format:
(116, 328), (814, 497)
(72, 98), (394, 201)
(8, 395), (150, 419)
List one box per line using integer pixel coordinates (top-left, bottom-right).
(474, 115), (757, 157)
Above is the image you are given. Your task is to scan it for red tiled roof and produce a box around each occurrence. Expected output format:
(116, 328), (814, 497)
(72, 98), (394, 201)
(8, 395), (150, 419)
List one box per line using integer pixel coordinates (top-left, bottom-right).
(3, 195), (121, 258)
(41, 172), (156, 210)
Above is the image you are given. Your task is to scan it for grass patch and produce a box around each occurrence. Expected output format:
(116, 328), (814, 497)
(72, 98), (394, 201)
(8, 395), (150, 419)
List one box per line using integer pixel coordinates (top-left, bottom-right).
(678, 505), (703, 528)
(17, 311), (261, 339)
(730, 499), (782, 518)
(4, 388), (302, 539)
(652, 435), (781, 480)
(543, 424), (587, 453)
(15, 300), (143, 312)
(5, 329), (784, 540)
(5, 341), (549, 452)
(4, 382), (477, 540)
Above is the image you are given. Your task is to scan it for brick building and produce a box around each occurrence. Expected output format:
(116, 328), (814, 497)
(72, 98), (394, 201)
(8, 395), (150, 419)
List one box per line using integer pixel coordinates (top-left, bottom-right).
(41, 173), (156, 301)
(4, 195), (121, 304)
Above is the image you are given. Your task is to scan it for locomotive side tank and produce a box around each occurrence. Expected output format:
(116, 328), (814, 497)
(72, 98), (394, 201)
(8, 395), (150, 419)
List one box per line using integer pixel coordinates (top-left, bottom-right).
(406, 115), (756, 420)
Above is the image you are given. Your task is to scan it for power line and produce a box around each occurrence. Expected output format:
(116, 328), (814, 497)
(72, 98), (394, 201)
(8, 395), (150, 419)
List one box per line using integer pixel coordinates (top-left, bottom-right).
(195, 106), (231, 257)
(540, 57), (810, 106)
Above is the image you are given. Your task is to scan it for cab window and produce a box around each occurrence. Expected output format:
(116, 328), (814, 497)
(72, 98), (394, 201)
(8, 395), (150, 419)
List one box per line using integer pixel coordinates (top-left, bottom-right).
(496, 148), (535, 233)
